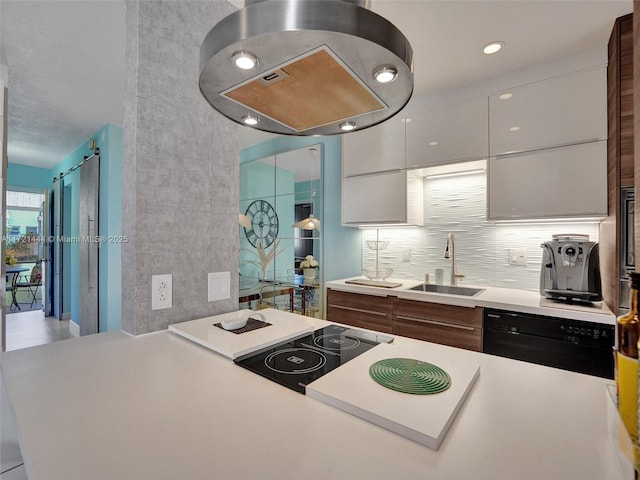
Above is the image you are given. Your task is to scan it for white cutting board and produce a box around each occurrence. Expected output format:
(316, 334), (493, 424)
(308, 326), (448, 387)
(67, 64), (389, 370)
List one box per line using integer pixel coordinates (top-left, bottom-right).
(306, 342), (480, 450)
(168, 309), (316, 359)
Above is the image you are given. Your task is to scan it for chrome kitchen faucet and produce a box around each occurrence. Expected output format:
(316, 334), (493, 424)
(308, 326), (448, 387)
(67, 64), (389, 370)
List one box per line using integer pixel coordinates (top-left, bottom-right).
(444, 233), (465, 286)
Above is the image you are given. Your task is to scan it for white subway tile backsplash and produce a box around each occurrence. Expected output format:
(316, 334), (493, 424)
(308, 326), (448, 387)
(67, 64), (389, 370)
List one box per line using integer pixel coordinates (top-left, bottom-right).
(362, 171), (599, 292)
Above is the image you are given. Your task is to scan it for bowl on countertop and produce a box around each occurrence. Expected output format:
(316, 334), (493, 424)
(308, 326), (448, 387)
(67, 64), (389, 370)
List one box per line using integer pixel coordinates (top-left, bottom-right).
(220, 311), (266, 331)
(362, 268), (394, 281)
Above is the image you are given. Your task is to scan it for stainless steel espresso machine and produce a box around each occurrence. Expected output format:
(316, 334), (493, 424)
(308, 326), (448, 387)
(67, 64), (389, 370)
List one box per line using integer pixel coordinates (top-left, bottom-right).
(540, 234), (602, 302)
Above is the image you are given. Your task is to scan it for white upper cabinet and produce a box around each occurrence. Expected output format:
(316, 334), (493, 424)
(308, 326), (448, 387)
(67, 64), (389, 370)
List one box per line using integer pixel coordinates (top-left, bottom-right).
(489, 67), (607, 156)
(342, 118), (405, 177)
(405, 97), (488, 168)
(487, 141), (607, 220)
(342, 170), (423, 226)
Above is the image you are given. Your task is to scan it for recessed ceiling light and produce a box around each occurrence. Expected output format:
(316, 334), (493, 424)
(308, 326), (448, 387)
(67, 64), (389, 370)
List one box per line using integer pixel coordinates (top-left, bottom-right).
(242, 114), (259, 126)
(499, 93), (513, 100)
(509, 126), (520, 132)
(401, 118), (412, 123)
(373, 65), (398, 83)
(231, 51), (259, 70)
(483, 41), (504, 55)
(339, 121), (356, 131)
(429, 141), (438, 146)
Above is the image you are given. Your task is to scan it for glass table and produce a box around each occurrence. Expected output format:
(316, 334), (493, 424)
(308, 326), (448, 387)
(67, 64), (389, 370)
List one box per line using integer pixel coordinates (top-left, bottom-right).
(239, 279), (295, 312)
(239, 277), (321, 317)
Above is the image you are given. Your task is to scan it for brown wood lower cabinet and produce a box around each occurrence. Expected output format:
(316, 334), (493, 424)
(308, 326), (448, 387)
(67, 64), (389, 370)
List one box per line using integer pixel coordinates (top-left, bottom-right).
(326, 289), (393, 333)
(326, 289), (483, 352)
(393, 298), (483, 352)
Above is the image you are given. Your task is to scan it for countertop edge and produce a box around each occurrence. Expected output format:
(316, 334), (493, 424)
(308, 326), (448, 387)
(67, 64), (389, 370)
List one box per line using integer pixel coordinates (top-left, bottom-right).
(0, 318), (626, 480)
(325, 278), (616, 325)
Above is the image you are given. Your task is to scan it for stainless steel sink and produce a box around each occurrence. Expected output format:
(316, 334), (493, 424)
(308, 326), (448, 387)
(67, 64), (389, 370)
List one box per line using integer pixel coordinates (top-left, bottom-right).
(408, 284), (484, 296)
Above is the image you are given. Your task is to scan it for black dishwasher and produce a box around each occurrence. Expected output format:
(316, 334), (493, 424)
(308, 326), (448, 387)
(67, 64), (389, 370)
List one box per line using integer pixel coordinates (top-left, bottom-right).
(483, 308), (614, 379)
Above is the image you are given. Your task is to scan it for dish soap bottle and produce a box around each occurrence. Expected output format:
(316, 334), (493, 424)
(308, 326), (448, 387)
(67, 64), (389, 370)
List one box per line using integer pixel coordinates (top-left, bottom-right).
(618, 272), (640, 470)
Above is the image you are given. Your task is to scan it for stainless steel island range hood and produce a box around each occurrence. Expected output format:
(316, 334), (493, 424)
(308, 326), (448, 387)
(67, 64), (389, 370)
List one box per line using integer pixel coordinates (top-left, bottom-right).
(199, 0), (413, 135)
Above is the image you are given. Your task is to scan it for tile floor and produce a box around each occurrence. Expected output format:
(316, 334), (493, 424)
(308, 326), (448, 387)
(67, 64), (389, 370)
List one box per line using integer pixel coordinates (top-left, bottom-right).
(5, 310), (76, 352)
(0, 385), (25, 480)
(1, 310), (76, 479)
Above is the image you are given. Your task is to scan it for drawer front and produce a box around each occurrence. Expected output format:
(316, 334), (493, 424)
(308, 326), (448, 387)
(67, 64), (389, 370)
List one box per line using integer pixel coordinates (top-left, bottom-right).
(393, 314), (482, 351)
(393, 298), (482, 328)
(327, 289), (393, 333)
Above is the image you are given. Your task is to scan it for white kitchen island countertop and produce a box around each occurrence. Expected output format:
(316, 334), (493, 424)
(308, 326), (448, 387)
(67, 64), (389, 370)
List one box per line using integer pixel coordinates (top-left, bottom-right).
(326, 277), (616, 324)
(0, 309), (629, 480)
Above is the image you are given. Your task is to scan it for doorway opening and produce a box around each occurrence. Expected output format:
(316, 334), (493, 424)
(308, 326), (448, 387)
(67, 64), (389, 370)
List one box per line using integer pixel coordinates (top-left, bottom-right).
(294, 202), (314, 269)
(4, 189), (76, 351)
(5, 190), (45, 313)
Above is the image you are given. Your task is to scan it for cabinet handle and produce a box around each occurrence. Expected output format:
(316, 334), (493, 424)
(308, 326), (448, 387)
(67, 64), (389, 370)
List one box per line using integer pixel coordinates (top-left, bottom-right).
(493, 139), (605, 160)
(329, 304), (388, 316)
(343, 168), (403, 179)
(395, 315), (475, 331)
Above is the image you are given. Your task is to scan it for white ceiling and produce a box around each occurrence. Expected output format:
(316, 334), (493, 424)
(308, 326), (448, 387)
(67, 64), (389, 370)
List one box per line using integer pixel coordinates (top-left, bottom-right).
(0, 0), (633, 169)
(373, 0), (631, 96)
(1, 0), (126, 168)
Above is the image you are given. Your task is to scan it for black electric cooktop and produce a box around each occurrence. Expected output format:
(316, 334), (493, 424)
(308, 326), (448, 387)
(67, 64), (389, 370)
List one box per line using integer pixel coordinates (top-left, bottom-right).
(234, 324), (390, 393)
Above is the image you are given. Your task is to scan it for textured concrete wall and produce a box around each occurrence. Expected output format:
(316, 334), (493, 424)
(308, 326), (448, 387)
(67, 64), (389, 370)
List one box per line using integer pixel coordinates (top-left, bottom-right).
(122, 1), (238, 334)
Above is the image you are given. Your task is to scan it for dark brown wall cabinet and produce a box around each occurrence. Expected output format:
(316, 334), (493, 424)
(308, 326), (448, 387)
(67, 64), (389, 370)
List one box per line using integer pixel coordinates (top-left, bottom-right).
(602, 13), (633, 315)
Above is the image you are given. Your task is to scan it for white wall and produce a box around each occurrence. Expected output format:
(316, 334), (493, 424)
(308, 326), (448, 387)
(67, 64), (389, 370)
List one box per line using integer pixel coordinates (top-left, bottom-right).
(362, 170), (599, 292)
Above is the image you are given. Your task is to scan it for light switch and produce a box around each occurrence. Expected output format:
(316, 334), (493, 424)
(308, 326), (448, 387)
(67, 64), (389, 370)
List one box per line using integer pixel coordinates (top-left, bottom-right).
(402, 246), (411, 262)
(509, 248), (527, 266)
(208, 271), (230, 302)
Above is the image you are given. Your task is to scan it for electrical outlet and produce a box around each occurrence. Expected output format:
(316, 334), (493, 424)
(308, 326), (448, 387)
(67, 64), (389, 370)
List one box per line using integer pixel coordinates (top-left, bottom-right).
(151, 274), (172, 310)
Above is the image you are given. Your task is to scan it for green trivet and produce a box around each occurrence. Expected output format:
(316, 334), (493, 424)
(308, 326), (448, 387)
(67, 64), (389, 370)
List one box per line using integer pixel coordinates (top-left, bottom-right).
(369, 358), (451, 395)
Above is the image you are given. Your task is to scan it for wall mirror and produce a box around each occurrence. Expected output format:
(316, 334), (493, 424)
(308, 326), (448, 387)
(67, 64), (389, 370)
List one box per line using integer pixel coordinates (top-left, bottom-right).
(239, 144), (323, 316)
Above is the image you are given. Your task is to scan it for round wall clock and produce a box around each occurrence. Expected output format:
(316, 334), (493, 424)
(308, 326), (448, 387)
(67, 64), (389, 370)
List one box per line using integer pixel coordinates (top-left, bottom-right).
(244, 199), (279, 248)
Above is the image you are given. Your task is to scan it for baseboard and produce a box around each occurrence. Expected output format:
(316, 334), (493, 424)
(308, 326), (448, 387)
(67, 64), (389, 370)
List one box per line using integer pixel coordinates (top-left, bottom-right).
(69, 321), (79, 337)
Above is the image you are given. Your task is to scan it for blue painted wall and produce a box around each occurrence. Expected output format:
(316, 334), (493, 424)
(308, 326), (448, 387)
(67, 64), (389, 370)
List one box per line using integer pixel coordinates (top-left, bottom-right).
(50, 123), (122, 331)
(99, 124), (123, 332)
(241, 136), (361, 282)
(7, 164), (51, 191)
(53, 141), (83, 325)
(295, 179), (321, 202)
